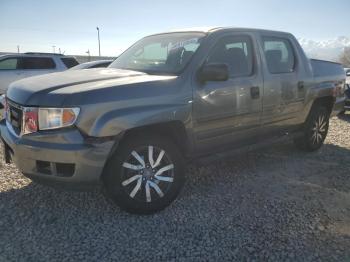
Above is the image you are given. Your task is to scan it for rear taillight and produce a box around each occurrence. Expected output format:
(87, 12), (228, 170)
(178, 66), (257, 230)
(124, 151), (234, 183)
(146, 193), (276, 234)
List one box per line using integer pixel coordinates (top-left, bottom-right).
(23, 108), (38, 135)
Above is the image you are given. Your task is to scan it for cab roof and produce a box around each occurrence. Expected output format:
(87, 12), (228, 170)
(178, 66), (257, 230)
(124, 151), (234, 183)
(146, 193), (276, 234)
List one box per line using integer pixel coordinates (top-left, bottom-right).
(154, 26), (291, 36)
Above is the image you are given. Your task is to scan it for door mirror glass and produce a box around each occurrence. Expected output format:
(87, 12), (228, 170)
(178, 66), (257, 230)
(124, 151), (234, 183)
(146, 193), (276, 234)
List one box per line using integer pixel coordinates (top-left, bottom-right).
(197, 63), (229, 83)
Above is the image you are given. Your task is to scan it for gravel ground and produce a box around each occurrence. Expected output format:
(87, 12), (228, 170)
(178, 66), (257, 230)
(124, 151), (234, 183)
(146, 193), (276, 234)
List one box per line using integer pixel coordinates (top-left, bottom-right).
(1, 115), (350, 261)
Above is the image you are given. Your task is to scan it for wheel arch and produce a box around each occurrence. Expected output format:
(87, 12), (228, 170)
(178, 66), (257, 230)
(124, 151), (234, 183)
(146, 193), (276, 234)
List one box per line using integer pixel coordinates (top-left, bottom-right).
(122, 121), (191, 154)
(100, 120), (191, 180)
(310, 95), (335, 115)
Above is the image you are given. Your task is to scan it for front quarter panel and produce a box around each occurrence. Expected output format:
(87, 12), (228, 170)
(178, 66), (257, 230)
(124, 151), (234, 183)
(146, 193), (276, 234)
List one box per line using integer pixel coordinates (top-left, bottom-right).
(75, 81), (193, 138)
(83, 102), (192, 138)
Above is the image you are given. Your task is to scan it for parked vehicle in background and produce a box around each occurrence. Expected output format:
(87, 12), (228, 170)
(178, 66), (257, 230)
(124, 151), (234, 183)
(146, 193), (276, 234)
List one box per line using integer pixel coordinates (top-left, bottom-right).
(345, 68), (350, 84)
(0, 94), (4, 118)
(0, 27), (346, 214)
(69, 60), (113, 70)
(343, 83), (350, 112)
(340, 68), (350, 113)
(0, 53), (79, 94)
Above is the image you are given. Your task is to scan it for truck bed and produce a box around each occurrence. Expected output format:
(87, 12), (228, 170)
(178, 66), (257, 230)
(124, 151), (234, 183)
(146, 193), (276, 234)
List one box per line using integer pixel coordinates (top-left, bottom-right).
(310, 59), (345, 79)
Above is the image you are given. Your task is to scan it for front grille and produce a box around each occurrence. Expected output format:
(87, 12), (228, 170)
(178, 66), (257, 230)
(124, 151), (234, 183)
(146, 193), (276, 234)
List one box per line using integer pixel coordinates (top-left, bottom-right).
(7, 100), (23, 135)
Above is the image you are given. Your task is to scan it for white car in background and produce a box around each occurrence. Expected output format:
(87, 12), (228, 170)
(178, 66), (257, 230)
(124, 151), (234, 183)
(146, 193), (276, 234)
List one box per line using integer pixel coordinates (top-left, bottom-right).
(345, 67), (350, 84)
(69, 60), (113, 70)
(0, 53), (79, 94)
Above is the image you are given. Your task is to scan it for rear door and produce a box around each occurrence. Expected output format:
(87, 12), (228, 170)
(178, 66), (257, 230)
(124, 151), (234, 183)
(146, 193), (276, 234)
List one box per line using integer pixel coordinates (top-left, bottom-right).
(193, 33), (263, 152)
(258, 34), (307, 135)
(17, 56), (58, 78)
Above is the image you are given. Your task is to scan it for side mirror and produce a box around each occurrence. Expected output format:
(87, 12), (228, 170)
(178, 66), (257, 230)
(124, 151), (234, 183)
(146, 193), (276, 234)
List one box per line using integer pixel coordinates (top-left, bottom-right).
(346, 70), (350, 77)
(197, 63), (229, 83)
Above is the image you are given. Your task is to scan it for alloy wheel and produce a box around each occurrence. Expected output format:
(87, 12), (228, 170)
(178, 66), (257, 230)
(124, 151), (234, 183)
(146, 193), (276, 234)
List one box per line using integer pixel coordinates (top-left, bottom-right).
(121, 145), (175, 203)
(311, 114), (327, 145)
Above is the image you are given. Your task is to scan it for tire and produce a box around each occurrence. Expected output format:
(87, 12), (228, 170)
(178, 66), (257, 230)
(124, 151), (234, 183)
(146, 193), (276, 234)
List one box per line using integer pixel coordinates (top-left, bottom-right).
(103, 135), (185, 214)
(293, 106), (330, 152)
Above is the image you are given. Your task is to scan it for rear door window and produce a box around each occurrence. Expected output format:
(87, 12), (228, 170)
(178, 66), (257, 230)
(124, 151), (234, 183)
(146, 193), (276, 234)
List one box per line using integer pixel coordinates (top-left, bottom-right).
(263, 37), (295, 74)
(0, 58), (19, 70)
(18, 57), (56, 69)
(61, 57), (79, 68)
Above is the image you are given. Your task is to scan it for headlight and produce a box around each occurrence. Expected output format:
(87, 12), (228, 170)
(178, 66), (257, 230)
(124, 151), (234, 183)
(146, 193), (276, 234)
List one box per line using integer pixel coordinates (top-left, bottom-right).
(38, 108), (80, 131)
(21, 107), (80, 135)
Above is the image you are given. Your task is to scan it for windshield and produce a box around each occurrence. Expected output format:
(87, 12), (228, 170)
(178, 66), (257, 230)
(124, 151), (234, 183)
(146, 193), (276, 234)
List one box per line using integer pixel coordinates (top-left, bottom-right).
(109, 32), (206, 75)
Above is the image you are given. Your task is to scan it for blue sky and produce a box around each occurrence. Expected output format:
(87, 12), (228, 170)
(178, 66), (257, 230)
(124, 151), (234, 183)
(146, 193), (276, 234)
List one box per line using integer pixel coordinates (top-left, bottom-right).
(0, 0), (349, 56)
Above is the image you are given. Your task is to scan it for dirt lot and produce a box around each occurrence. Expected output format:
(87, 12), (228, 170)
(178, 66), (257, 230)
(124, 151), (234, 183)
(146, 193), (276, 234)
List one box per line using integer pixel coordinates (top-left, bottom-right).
(0, 115), (350, 261)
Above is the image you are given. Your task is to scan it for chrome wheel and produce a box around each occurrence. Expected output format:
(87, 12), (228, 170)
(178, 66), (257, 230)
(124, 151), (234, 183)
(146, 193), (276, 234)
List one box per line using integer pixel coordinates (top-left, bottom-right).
(310, 114), (327, 145)
(121, 146), (174, 203)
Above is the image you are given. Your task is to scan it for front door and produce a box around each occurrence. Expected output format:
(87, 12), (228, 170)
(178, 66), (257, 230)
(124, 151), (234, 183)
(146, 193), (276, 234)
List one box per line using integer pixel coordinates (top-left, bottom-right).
(193, 34), (263, 153)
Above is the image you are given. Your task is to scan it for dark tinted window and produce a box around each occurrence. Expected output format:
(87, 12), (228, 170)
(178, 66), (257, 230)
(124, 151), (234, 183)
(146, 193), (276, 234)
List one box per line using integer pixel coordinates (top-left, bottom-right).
(18, 57), (56, 69)
(263, 37), (295, 74)
(61, 57), (79, 68)
(0, 58), (19, 70)
(207, 35), (254, 77)
(90, 62), (111, 68)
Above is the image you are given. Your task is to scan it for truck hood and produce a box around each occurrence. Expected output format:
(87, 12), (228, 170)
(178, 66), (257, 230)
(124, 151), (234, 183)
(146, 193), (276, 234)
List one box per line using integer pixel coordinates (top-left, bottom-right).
(7, 68), (177, 106)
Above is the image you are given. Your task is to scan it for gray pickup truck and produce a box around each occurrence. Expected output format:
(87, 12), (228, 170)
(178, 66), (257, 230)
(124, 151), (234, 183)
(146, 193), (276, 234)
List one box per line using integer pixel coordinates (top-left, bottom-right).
(0, 27), (346, 214)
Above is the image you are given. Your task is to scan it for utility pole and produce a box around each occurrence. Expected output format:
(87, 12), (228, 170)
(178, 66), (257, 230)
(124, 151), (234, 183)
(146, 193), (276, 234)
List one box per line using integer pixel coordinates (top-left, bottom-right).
(52, 45), (56, 53)
(86, 49), (91, 62)
(59, 48), (61, 54)
(96, 27), (101, 56)
(17, 45), (20, 53)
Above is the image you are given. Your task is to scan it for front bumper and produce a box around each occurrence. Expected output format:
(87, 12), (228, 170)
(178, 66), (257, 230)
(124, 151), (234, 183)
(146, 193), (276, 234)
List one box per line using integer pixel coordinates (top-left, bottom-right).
(0, 119), (115, 190)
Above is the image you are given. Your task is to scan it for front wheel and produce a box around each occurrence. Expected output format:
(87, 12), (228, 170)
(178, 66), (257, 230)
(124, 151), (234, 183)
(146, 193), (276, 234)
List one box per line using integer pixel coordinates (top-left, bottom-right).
(293, 106), (330, 152)
(103, 135), (185, 214)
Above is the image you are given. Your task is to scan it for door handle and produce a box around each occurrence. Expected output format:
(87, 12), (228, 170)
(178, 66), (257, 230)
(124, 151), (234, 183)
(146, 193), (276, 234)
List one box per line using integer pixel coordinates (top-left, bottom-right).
(298, 81), (305, 90)
(250, 86), (260, 99)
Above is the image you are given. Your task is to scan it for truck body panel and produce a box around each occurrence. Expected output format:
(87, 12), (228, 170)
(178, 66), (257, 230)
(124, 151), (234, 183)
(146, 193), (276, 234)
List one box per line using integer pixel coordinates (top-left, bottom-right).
(0, 27), (346, 188)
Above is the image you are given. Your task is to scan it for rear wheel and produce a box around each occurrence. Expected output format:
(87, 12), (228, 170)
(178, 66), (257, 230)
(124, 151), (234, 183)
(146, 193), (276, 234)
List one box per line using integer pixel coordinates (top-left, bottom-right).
(103, 135), (185, 214)
(293, 106), (330, 152)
